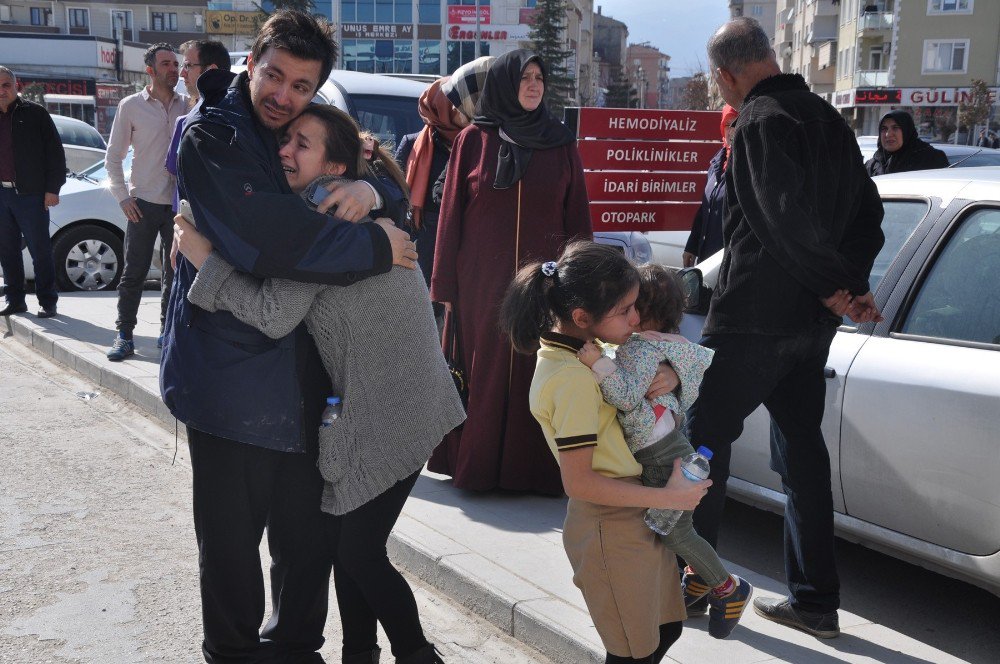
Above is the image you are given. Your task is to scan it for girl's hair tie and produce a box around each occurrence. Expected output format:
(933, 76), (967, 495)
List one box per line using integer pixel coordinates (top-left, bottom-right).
(540, 261), (558, 278)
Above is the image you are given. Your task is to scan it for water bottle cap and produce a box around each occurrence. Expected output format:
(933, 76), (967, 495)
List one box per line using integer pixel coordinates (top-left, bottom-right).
(327, 396), (341, 405)
(696, 446), (714, 460)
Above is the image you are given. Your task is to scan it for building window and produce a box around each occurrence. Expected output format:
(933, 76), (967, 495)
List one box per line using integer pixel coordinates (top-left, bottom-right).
(869, 45), (883, 70)
(751, 4), (763, 16)
(30, 7), (52, 25)
(922, 39), (969, 73)
(68, 8), (89, 28)
(418, 0), (440, 24)
(343, 0), (413, 23)
(928, 0), (972, 13)
(419, 40), (441, 74)
(342, 38), (413, 73)
(152, 12), (178, 31)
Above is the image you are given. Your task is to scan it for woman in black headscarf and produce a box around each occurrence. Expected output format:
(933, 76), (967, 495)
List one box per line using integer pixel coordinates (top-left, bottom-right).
(429, 50), (592, 495)
(865, 110), (949, 176)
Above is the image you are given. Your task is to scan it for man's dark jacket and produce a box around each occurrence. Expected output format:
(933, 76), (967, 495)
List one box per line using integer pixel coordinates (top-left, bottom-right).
(160, 70), (393, 451)
(5, 97), (66, 195)
(706, 74), (885, 336)
(865, 110), (949, 176)
(684, 147), (726, 262)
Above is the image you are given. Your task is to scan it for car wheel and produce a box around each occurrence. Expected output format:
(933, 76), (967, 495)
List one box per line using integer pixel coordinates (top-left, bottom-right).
(52, 225), (124, 292)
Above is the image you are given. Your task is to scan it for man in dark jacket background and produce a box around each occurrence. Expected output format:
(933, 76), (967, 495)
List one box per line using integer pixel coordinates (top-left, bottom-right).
(684, 18), (885, 639)
(163, 11), (416, 663)
(0, 65), (64, 318)
(865, 110), (949, 176)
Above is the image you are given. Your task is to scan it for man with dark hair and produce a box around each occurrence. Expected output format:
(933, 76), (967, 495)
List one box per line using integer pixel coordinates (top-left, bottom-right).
(0, 65), (64, 319)
(683, 17), (885, 638)
(162, 10), (415, 663)
(105, 42), (186, 360)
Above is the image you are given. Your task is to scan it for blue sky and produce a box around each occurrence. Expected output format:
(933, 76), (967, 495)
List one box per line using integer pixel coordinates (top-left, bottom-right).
(595, 0), (731, 77)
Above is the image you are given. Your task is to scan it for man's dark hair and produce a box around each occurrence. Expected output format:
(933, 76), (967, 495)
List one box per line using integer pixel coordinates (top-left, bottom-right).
(144, 42), (176, 68)
(707, 17), (772, 75)
(192, 40), (232, 72)
(251, 10), (338, 91)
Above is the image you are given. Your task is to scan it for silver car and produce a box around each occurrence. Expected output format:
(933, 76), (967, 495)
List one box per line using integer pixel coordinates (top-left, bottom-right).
(678, 167), (1000, 596)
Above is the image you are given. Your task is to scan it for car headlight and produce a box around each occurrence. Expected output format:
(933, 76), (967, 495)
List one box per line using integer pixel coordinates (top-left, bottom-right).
(632, 233), (653, 265)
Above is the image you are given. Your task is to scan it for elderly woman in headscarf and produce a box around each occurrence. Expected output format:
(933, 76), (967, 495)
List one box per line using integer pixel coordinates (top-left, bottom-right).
(865, 109), (948, 176)
(683, 104), (738, 267)
(428, 50), (592, 495)
(395, 57), (493, 289)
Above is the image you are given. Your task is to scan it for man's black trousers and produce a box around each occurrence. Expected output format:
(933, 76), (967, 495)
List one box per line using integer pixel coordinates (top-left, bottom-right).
(686, 328), (841, 614)
(188, 427), (331, 664)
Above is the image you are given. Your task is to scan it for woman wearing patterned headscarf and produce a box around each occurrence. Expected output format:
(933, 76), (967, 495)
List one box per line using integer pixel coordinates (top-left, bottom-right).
(428, 50), (592, 495)
(395, 57), (493, 290)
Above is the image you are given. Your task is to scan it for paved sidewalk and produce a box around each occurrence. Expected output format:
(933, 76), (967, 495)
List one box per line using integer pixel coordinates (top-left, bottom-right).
(2, 290), (973, 664)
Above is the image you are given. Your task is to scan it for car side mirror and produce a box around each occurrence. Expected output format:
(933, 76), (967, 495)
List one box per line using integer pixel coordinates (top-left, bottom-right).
(678, 267), (710, 315)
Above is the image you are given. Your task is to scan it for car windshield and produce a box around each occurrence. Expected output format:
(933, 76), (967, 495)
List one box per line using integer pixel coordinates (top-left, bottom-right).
(948, 150), (1000, 168)
(351, 94), (426, 153)
(54, 118), (107, 150)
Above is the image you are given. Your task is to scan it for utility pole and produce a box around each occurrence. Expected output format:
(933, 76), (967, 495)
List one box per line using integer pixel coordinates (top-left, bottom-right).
(475, 0), (481, 59)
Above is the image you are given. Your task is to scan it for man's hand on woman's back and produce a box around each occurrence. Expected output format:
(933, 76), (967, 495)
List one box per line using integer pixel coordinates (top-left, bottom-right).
(375, 218), (418, 270)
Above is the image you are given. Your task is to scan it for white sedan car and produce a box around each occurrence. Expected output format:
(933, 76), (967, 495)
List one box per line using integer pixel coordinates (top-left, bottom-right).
(678, 167), (1000, 596)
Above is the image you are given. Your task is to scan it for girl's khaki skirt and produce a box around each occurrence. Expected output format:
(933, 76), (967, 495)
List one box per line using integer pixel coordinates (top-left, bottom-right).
(563, 480), (687, 659)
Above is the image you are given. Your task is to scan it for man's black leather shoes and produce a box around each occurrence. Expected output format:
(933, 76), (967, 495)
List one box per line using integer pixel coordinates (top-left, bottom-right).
(0, 303), (28, 316)
(37, 306), (58, 319)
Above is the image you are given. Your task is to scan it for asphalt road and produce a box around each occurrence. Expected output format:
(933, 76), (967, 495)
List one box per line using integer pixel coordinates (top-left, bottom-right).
(715, 498), (1000, 664)
(0, 336), (551, 664)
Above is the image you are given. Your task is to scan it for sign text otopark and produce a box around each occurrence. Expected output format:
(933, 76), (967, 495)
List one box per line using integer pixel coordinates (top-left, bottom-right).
(566, 108), (722, 232)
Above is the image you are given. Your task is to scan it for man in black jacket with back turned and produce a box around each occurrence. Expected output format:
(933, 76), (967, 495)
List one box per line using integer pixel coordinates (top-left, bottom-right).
(0, 65), (65, 318)
(684, 18), (885, 639)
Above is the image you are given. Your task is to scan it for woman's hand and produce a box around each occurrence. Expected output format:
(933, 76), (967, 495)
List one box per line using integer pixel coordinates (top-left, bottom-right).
(318, 181), (376, 221)
(658, 457), (712, 511)
(682, 251), (696, 268)
(375, 218), (418, 270)
(645, 363), (679, 399)
(173, 214), (213, 270)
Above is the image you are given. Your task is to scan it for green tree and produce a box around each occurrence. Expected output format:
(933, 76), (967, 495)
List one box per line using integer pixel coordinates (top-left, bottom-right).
(527, 0), (576, 114)
(958, 78), (991, 144)
(604, 68), (638, 108)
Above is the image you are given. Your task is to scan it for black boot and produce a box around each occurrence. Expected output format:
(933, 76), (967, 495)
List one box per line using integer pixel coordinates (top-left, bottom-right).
(395, 643), (444, 664)
(343, 646), (381, 664)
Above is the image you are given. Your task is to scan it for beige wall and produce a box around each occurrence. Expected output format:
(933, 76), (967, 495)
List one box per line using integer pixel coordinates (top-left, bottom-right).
(892, 0), (1000, 87)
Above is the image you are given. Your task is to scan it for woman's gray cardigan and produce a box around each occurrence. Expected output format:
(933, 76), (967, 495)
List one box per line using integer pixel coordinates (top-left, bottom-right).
(187, 223), (465, 515)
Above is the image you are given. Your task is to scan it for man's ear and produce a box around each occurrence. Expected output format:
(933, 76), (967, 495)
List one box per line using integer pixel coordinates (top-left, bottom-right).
(246, 55), (255, 80)
(715, 66), (737, 90)
(571, 307), (592, 330)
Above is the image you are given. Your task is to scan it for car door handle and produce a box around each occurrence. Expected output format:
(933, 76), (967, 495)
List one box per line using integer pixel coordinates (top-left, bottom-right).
(824, 367), (836, 379)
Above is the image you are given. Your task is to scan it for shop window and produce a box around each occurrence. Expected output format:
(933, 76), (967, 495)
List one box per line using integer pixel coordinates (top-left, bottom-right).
(927, 0), (972, 14)
(419, 40), (441, 74)
(447, 41), (489, 75)
(922, 39), (968, 74)
(447, 0), (491, 5)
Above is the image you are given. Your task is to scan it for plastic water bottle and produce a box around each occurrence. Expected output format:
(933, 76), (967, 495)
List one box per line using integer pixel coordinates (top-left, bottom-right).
(644, 446), (714, 536)
(320, 396), (342, 427)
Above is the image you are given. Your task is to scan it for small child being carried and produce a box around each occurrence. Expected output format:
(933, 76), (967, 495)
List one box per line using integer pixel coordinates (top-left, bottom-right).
(576, 263), (753, 639)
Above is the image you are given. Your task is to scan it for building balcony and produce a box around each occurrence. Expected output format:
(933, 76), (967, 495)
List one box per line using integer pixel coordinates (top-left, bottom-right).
(854, 69), (889, 87)
(858, 11), (893, 35)
(0, 23), (60, 34)
(818, 41), (837, 70)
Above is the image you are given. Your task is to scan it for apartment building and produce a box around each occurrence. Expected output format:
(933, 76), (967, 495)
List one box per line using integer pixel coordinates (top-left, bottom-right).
(592, 6), (627, 105)
(729, 0), (778, 42)
(833, 0), (1000, 137)
(625, 42), (669, 109)
(774, 0), (838, 100)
